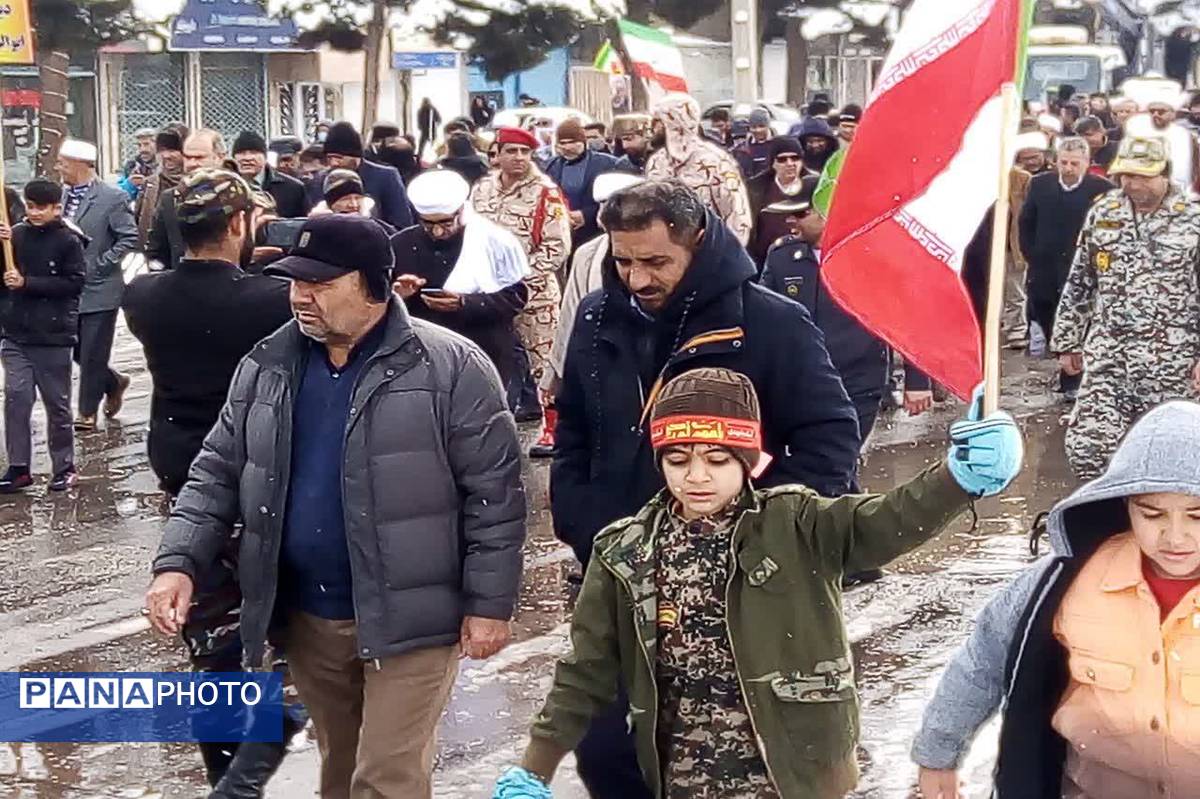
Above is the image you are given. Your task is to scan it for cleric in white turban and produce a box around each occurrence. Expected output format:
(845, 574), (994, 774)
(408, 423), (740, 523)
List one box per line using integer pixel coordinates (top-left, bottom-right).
(390, 168), (531, 385)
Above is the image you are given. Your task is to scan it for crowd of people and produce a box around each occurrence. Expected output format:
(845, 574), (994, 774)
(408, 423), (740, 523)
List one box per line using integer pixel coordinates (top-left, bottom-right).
(0, 72), (1198, 799)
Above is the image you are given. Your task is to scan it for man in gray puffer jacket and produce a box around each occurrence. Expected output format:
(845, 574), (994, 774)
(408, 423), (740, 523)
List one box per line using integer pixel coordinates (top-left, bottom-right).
(146, 213), (526, 798)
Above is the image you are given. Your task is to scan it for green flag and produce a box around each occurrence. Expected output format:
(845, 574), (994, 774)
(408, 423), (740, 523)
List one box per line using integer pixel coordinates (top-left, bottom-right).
(814, 147), (846, 218)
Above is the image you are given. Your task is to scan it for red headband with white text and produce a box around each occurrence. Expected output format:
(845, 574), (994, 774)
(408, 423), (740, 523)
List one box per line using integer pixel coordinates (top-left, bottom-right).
(650, 415), (762, 451)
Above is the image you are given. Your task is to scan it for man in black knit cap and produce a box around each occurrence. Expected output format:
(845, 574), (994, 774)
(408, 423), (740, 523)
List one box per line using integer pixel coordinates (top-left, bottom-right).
(232, 130), (310, 218)
(305, 120), (413, 230)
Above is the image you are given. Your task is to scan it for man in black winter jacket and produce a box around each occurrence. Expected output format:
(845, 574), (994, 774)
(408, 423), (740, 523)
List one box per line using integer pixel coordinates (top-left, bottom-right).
(125, 169), (300, 797)
(553, 179), (859, 564)
(0, 179), (85, 493)
(125, 169), (293, 496)
(307, 121), (414, 230)
(1017, 137), (1112, 393)
(552, 179), (860, 799)
(147, 213), (525, 799)
(232, 130), (311, 218)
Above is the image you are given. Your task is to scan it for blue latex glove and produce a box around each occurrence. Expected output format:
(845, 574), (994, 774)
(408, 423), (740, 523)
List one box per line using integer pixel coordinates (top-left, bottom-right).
(946, 386), (1023, 497)
(494, 766), (552, 799)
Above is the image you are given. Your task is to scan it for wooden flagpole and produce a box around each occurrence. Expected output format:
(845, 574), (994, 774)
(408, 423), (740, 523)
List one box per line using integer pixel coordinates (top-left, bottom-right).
(0, 0), (34, 282)
(982, 81), (1020, 415)
(0, 131), (16, 282)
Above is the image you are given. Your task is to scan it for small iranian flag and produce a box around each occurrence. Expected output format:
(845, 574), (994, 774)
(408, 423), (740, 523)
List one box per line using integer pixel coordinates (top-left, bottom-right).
(594, 19), (689, 94)
(821, 0), (1033, 400)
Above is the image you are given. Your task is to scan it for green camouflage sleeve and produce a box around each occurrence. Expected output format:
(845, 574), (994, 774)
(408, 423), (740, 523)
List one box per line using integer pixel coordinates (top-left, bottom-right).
(525, 556), (622, 777)
(1048, 205), (1100, 355)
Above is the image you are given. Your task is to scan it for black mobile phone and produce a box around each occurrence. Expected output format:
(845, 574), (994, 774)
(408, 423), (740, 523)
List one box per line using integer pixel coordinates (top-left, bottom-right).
(262, 219), (307, 250)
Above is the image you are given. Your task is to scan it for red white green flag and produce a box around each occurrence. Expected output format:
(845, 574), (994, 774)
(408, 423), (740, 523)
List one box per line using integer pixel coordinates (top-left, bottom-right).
(594, 19), (689, 94)
(820, 0), (1033, 399)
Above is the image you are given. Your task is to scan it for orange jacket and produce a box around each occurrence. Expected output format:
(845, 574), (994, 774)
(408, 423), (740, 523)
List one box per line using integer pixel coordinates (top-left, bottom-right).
(1053, 532), (1200, 798)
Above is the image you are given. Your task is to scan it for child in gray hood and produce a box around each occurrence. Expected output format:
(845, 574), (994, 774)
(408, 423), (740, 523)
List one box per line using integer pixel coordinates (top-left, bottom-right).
(913, 401), (1200, 799)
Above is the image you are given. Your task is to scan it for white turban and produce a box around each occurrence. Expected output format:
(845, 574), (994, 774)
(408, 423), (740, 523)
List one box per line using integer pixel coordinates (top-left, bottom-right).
(1015, 131), (1050, 153)
(593, 172), (644, 203)
(1036, 114), (1063, 134)
(408, 169), (470, 216)
(58, 139), (98, 163)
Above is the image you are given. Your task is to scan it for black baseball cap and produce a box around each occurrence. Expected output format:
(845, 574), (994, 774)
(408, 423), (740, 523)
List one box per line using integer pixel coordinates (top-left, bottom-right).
(265, 214), (394, 283)
(763, 176), (820, 215)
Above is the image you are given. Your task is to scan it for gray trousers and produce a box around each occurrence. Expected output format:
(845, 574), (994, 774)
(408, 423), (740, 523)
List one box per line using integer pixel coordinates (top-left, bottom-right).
(1, 340), (74, 473)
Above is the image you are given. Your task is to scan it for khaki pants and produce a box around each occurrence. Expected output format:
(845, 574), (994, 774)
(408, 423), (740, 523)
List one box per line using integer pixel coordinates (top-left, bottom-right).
(286, 612), (459, 799)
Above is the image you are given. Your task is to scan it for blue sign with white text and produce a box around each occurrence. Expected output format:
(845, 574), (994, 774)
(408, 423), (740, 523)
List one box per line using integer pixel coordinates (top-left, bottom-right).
(170, 0), (304, 52)
(0, 672), (283, 742)
(393, 52), (459, 70)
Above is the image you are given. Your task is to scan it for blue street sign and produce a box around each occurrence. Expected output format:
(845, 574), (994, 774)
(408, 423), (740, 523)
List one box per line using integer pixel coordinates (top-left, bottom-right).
(392, 52), (459, 70)
(170, 0), (305, 52)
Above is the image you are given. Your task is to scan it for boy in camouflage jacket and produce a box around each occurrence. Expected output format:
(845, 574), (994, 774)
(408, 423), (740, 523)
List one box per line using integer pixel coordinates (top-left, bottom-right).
(494, 368), (1023, 798)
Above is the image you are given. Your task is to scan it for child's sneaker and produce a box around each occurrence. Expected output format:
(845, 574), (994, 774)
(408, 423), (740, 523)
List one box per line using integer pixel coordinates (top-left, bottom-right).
(0, 467), (32, 494)
(48, 467), (78, 492)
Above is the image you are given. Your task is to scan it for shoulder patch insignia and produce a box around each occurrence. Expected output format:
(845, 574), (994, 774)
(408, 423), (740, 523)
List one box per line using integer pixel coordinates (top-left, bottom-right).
(1095, 250), (1111, 272)
(657, 601), (679, 630)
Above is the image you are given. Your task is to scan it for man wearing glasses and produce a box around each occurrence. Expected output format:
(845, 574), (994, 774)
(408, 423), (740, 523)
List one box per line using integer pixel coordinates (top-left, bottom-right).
(760, 176), (889, 444)
(747, 137), (809, 267)
(393, 170), (530, 388)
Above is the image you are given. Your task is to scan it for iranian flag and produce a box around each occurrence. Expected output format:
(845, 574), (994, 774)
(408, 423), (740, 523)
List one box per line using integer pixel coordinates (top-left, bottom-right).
(594, 19), (689, 93)
(821, 0), (1033, 400)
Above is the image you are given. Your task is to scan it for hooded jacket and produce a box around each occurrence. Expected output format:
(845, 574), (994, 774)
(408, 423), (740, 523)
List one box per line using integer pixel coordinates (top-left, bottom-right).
(644, 94), (754, 246)
(550, 209), (861, 564)
(912, 401), (1200, 797)
(788, 118), (841, 174)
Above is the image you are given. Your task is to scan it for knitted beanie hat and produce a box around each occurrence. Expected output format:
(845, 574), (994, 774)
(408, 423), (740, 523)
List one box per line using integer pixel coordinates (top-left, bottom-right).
(324, 121), (364, 158)
(650, 367), (763, 476)
(232, 130), (268, 155)
(556, 118), (586, 143)
(323, 168), (365, 205)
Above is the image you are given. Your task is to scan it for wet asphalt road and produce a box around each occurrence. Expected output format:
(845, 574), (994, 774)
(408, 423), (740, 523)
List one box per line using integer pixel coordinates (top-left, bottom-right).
(0, 316), (1075, 799)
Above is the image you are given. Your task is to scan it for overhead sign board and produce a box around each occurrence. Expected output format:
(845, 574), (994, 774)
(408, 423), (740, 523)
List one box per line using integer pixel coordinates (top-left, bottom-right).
(170, 0), (305, 52)
(392, 51), (459, 70)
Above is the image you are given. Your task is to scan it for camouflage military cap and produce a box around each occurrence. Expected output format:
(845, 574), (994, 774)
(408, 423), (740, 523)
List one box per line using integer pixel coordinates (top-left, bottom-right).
(251, 189), (277, 213)
(175, 168), (255, 225)
(1109, 136), (1170, 178)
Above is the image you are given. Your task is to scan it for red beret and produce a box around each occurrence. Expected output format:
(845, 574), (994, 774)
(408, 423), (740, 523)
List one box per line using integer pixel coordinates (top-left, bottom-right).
(496, 127), (538, 149)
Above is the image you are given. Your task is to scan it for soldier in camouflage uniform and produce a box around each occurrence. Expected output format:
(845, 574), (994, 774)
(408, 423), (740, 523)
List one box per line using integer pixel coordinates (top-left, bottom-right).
(470, 127), (571, 389)
(496, 367), (1022, 799)
(1052, 136), (1200, 480)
